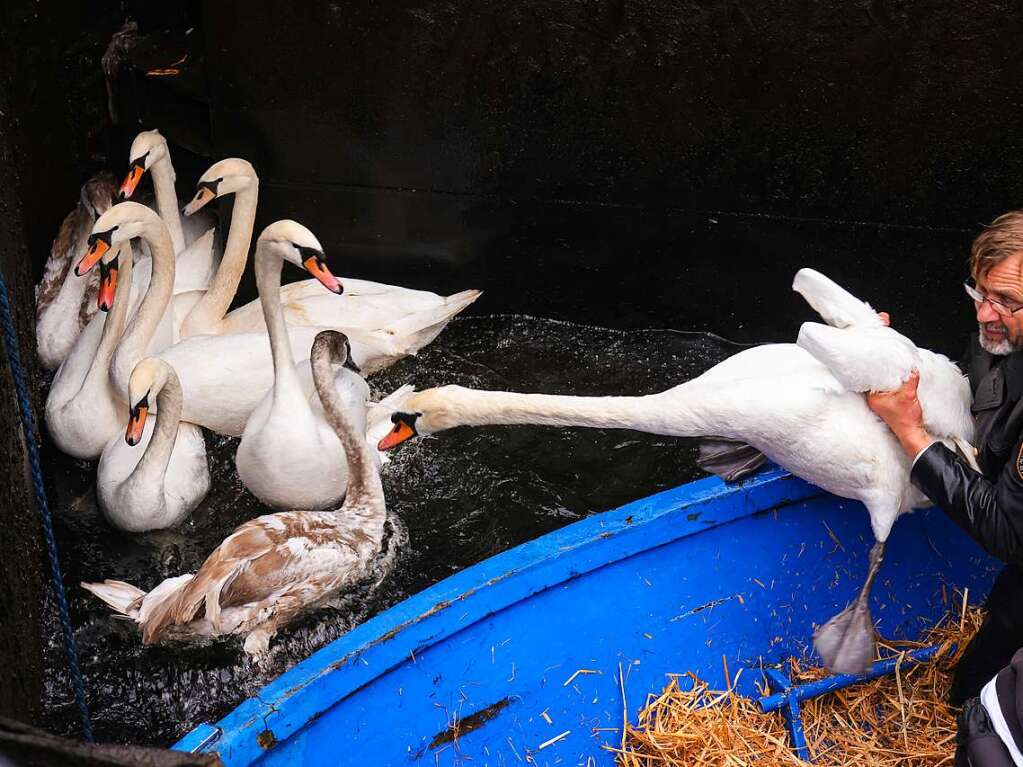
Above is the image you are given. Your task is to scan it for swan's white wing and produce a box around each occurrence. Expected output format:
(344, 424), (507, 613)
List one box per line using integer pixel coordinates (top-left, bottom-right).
(797, 322), (916, 392)
(793, 268), (884, 329)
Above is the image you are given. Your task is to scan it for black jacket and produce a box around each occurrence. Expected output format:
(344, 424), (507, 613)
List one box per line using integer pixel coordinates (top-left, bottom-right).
(911, 338), (1023, 565)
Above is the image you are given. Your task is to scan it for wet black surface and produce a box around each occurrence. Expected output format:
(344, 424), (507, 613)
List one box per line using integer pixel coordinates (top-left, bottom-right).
(40, 315), (744, 747)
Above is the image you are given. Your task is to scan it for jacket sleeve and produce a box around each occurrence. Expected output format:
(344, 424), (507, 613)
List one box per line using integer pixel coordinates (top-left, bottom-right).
(911, 441), (1023, 565)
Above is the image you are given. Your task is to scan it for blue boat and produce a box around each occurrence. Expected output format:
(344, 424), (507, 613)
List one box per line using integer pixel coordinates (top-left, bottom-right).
(174, 467), (999, 765)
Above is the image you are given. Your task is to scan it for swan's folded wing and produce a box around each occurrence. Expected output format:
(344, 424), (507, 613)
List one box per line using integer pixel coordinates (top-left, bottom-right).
(792, 268), (884, 329)
(796, 322), (916, 392)
(696, 438), (768, 483)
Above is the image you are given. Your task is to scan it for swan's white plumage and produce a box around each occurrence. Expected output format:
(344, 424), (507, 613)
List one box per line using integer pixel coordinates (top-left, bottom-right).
(83, 331), (390, 659)
(97, 358), (210, 532)
(236, 221), (379, 509)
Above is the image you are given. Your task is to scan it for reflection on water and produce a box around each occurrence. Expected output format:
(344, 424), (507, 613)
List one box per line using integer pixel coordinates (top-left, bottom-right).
(40, 315), (746, 746)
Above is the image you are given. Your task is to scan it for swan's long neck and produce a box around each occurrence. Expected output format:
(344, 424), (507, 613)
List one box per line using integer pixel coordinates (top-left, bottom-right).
(111, 224), (176, 396)
(131, 368), (183, 486)
(312, 352), (384, 524)
(150, 156), (185, 254)
(80, 242), (135, 393)
(180, 183), (258, 336)
(255, 244), (302, 401)
(422, 387), (680, 434)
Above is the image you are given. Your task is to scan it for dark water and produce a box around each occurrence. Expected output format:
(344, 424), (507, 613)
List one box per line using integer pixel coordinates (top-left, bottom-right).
(40, 315), (746, 747)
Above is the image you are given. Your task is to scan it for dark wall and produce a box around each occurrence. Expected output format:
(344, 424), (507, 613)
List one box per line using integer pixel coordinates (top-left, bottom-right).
(192, 1), (1021, 353)
(8, 1), (1020, 353)
(0, 20), (51, 724)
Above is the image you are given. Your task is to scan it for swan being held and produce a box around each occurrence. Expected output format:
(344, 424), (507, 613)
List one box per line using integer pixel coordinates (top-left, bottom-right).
(376, 268), (975, 675)
(83, 331), (389, 659)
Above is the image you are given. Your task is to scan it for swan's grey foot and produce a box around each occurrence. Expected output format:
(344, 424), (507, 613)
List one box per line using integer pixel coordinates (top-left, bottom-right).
(814, 540), (886, 676)
(696, 438), (767, 482)
(813, 599), (876, 675)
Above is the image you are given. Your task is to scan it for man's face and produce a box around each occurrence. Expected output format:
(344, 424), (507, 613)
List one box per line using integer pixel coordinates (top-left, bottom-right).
(976, 254), (1023, 355)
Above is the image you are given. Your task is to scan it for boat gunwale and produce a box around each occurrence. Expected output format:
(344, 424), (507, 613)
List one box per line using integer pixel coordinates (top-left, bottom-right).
(174, 467), (825, 760)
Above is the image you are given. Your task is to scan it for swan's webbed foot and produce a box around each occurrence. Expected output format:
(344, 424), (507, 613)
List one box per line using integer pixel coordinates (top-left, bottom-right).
(813, 540), (886, 676)
(813, 599), (876, 676)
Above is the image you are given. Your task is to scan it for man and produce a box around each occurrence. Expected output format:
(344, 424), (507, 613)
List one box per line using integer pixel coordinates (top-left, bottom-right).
(868, 210), (1023, 705)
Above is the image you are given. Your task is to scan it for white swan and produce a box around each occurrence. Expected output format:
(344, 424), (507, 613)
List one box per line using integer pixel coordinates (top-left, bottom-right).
(77, 202), (350, 436)
(792, 268), (977, 674)
(375, 269), (975, 675)
(97, 357), (210, 532)
(35, 172), (110, 370)
(118, 129), (218, 293)
(176, 158), (481, 349)
(236, 221), (372, 510)
(83, 330), (389, 659)
(44, 240), (160, 460)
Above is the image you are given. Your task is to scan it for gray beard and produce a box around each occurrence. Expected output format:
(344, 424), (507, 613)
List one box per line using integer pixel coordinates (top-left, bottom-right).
(979, 325), (1023, 356)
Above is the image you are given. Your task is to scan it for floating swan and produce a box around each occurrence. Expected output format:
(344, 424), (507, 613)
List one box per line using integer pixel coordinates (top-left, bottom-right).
(117, 129), (218, 293)
(175, 158), (481, 347)
(35, 172), (112, 370)
(96, 357), (210, 532)
(44, 240), (139, 459)
(375, 269), (975, 675)
(78, 202), (354, 436)
(83, 330), (388, 659)
(236, 221), (372, 510)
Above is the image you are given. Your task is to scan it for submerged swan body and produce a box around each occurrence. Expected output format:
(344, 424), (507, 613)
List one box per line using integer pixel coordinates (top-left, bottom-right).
(83, 331), (388, 659)
(376, 269), (974, 674)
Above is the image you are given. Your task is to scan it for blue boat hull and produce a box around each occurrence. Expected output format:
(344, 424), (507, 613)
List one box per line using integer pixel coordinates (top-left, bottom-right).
(175, 469), (1000, 765)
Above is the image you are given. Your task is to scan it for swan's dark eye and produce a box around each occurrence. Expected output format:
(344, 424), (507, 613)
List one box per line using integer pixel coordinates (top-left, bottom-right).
(131, 151), (150, 170)
(196, 178), (221, 195)
(87, 226), (118, 247)
(295, 245), (324, 262)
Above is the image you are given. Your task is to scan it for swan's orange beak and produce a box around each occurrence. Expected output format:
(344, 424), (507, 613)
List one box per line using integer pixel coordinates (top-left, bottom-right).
(97, 262), (118, 312)
(76, 237), (109, 276)
(183, 187), (215, 216)
(303, 255), (343, 295)
(119, 164), (145, 200)
(378, 421), (416, 451)
(125, 403), (148, 446)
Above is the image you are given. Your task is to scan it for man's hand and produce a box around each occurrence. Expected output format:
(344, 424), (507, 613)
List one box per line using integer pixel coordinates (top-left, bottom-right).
(878, 312), (890, 327)
(866, 370), (935, 458)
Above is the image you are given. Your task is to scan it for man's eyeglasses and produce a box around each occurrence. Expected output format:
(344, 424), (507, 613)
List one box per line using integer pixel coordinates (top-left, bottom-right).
(965, 279), (1023, 317)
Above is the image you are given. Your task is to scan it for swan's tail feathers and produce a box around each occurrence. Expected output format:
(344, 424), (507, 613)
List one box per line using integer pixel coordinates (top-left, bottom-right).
(792, 268), (883, 329)
(81, 580), (146, 620)
(138, 560), (242, 644)
(696, 438), (767, 482)
(797, 321), (916, 392)
(382, 289), (482, 354)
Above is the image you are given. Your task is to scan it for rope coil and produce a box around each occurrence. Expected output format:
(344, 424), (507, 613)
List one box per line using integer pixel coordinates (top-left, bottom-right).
(0, 271), (93, 742)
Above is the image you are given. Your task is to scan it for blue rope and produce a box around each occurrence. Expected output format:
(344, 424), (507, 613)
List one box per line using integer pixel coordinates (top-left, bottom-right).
(0, 272), (93, 742)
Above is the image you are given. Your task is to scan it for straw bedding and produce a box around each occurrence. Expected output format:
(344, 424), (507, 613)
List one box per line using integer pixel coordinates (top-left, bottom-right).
(615, 599), (984, 766)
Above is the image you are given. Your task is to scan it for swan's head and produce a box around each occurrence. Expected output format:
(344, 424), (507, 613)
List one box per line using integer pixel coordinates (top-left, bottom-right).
(183, 158), (256, 216)
(81, 171), (117, 219)
(125, 358), (172, 446)
(119, 130), (168, 200)
(311, 330), (360, 377)
(76, 201), (158, 276)
(257, 220), (342, 294)
(376, 386), (463, 450)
